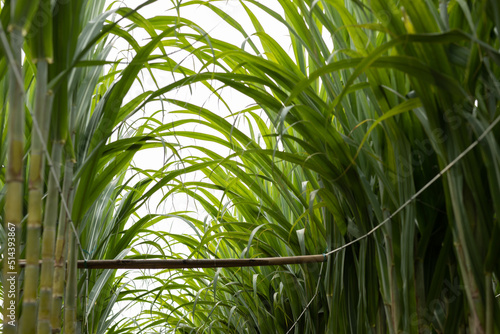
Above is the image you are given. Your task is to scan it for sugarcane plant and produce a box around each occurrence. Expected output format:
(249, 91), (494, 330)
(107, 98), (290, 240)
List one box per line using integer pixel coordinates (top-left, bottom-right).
(1, 0), (500, 333)
(1, 0), (27, 333)
(109, 0), (500, 333)
(0, 0), (236, 333)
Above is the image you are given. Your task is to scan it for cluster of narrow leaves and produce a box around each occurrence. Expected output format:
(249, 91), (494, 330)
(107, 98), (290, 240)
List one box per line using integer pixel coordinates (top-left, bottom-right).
(110, 0), (500, 333)
(1, 0), (500, 333)
(0, 0), (239, 333)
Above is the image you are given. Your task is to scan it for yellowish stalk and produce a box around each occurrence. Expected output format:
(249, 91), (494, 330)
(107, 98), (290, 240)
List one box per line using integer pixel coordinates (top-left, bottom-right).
(2, 24), (24, 334)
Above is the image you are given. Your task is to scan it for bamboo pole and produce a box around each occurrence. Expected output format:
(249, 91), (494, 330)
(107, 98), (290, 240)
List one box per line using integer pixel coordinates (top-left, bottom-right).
(17, 255), (326, 270)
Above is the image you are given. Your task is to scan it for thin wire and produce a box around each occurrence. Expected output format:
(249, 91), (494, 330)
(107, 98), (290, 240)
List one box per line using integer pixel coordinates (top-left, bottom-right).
(287, 113), (500, 331)
(285, 262), (324, 334)
(326, 113), (500, 257)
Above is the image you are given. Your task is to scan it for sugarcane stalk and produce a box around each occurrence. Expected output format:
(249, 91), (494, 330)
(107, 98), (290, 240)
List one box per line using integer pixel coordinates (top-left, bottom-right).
(43, 0), (73, 330)
(50, 157), (74, 333)
(37, 141), (63, 334)
(2, 21), (24, 334)
(13, 0), (54, 331)
(64, 228), (78, 334)
(19, 58), (50, 334)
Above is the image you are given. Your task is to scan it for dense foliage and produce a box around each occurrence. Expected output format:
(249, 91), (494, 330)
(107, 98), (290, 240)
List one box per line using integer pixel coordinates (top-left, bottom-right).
(1, 0), (500, 333)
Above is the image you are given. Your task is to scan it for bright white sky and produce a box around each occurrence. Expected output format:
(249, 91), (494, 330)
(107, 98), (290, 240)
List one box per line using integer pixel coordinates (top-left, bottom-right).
(102, 0), (291, 240)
